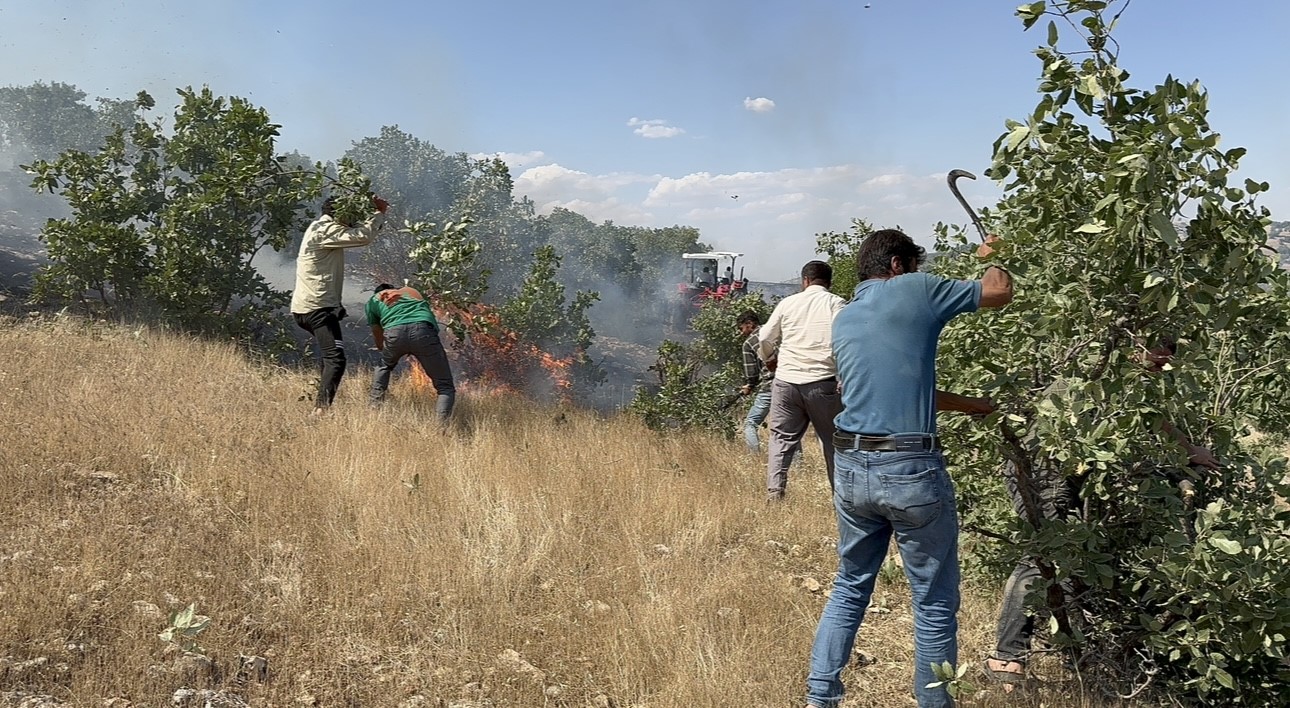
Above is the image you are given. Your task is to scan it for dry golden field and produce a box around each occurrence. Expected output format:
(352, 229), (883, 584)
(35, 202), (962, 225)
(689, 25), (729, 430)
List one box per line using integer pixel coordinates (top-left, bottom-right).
(0, 317), (1127, 707)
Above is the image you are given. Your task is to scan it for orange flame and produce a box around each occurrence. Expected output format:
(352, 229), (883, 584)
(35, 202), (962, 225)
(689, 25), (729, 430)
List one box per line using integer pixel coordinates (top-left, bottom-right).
(399, 300), (578, 402)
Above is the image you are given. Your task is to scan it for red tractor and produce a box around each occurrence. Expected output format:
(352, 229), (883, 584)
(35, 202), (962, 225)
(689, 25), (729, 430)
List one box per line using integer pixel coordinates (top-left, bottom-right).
(674, 251), (749, 323)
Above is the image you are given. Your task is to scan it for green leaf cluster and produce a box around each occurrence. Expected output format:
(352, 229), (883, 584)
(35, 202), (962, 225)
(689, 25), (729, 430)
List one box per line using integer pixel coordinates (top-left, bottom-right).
(25, 86), (326, 344)
(157, 603), (210, 656)
(926, 1), (1290, 701)
(630, 295), (774, 436)
(495, 244), (600, 365)
(815, 217), (879, 298)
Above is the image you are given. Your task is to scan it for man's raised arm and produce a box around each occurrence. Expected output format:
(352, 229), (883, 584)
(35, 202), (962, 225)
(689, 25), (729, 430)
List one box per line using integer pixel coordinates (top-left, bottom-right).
(976, 235), (1013, 308)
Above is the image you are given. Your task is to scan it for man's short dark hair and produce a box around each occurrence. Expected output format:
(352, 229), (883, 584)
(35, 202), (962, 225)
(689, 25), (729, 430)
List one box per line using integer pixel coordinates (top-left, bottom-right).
(374, 283), (396, 294)
(736, 310), (761, 327)
(801, 260), (832, 287)
(321, 196), (337, 216)
(856, 229), (926, 281)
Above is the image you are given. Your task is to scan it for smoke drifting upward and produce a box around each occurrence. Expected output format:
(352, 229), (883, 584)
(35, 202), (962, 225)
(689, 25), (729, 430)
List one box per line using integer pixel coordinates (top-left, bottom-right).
(0, 144), (65, 294)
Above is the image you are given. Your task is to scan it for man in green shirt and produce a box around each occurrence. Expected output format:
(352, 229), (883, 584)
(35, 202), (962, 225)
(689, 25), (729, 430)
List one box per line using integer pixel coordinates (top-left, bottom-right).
(366, 283), (456, 420)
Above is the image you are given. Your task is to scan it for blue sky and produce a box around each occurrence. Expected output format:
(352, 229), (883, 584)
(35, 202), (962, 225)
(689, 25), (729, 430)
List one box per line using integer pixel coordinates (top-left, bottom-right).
(1, 0), (1286, 280)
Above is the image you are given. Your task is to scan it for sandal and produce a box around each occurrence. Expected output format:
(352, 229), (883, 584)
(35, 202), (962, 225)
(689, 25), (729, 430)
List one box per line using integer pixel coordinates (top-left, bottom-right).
(982, 658), (1027, 685)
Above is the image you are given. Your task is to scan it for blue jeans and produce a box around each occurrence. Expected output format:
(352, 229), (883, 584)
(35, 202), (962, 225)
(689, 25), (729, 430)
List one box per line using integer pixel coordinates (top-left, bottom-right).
(742, 390), (772, 454)
(806, 449), (960, 708)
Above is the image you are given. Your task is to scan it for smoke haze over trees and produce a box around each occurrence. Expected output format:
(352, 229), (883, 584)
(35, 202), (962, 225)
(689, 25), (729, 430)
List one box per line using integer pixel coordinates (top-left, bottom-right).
(0, 84), (708, 350)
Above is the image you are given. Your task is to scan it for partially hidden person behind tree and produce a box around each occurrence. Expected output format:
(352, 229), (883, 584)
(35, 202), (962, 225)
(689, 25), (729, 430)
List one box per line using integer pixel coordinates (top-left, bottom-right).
(805, 229), (1011, 708)
(757, 260), (846, 501)
(290, 194), (389, 415)
(366, 283), (456, 421)
(983, 335), (1221, 688)
(737, 309), (776, 456)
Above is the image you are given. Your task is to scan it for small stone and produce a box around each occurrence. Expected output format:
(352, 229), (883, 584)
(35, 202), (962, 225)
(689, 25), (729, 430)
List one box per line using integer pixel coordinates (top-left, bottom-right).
(853, 650), (878, 667)
(591, 694), (614, 708)
(235, 655), (268, 683)
(0, 691), (66, 707)
(132, 601), (163, 618)
(543, 685), (562, 699)
(764, 540), (789, 553)
(800, 577), (822, 593)
(652, 544), (672, 555)
(495, 649), (546, 682)
(170, 689), (248, 707)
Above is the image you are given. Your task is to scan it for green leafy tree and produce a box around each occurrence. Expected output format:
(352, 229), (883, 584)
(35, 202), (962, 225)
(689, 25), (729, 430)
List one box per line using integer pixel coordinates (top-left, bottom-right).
(27, 87), (326, 340)
(326, 157), (375, 226)
(496, 244), (599, 359)
(931, 2), (1290, 702)
(0, 81), (135, 159)
(815, 217), (878, 298)
(406, 217), (490, 339)
(344, 126), (543, 298)
(0, 82), (137, 245)
(630, 294), (774, 436)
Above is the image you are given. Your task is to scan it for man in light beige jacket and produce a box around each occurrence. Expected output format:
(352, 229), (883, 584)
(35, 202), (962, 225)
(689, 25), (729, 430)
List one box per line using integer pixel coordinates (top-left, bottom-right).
(757, 260), (846, 500)
(290, 194), (388, 414)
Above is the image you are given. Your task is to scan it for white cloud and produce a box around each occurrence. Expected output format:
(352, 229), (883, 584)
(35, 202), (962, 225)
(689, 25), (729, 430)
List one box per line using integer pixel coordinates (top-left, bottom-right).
(515, 163), (653, 198)
(509, 158), (1002, 281)
(743, 96), (776, 113)
(627, 117), (685, 139)
(472, 150), (547, 170)
(861, 174), (909, 189)
(542, 198), (652, 225)
(645, 165), (861, 207)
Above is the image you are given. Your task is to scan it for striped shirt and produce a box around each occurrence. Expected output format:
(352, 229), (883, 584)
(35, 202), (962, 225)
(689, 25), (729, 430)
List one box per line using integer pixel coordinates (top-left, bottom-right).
(742, 327), (774, 393)
(756, 285), (846, 385)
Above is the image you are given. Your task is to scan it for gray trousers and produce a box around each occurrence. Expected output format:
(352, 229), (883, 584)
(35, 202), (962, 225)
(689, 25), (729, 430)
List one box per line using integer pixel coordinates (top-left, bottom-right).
(371, 322), (456, 419)
(994, 460), (1079, 663)
(766, 377), (842, 497)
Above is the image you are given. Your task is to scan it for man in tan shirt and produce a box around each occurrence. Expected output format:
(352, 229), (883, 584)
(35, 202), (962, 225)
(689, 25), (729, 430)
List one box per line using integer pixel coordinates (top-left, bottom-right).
(757, 260), (846, 500)
(291, 194), (388, 414)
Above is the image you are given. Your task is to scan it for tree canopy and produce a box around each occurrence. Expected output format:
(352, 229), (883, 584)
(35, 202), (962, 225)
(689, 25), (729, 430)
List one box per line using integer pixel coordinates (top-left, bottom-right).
(930, 1), (1290, 701)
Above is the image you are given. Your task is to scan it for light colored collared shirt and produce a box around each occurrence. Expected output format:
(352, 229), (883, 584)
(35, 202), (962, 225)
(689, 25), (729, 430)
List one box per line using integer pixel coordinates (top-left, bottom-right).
(757, 284), (845, 385)
(289, 212), (385, 313)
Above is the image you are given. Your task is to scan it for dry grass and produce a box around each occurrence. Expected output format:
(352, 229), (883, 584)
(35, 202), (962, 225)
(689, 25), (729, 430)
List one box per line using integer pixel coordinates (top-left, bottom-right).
(0, 317), (1125, 707)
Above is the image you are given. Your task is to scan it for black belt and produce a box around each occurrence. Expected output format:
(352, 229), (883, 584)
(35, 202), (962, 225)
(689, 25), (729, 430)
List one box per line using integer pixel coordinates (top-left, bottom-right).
(832, 432), (940, 452)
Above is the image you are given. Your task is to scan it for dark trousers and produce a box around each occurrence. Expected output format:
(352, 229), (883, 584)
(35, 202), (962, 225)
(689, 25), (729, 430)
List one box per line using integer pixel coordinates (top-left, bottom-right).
(294, 307), (346, 408)
(372, 322), (456, 419)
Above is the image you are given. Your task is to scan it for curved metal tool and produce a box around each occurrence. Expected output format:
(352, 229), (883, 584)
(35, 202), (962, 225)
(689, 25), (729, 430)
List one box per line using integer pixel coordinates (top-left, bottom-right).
(947, 169), (987, 242)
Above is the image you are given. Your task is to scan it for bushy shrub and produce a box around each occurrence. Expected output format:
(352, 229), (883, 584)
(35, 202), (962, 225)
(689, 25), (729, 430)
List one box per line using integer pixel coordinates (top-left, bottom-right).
(933, 2), (1290, 702)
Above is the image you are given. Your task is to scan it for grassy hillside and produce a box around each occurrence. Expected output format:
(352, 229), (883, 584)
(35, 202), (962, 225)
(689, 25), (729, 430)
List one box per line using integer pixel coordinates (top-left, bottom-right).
(0, 317), (1122, 707)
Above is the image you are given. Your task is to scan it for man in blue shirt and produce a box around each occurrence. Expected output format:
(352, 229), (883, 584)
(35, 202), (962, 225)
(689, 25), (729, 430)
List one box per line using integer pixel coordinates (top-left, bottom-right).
(805, 229), (1013, 708)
